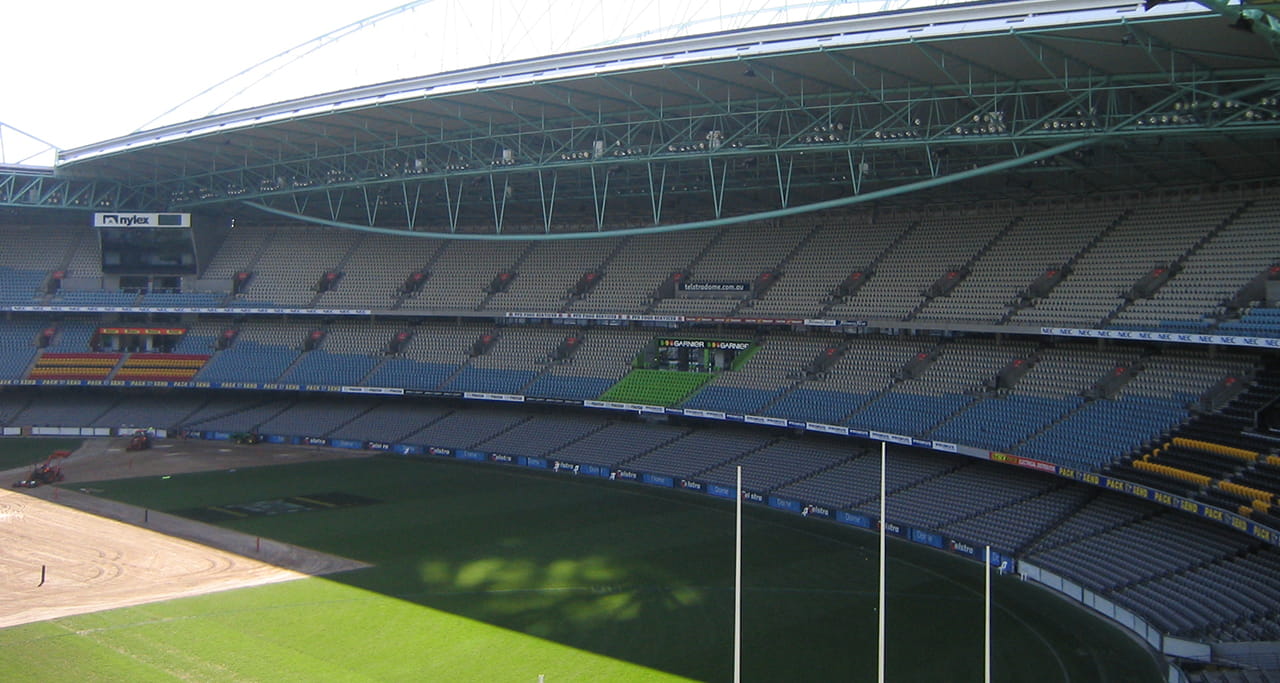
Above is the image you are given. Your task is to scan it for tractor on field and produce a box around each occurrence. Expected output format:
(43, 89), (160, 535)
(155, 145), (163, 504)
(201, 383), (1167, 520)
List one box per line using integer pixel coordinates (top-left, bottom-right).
(12, 449), (70, 488)
(126, 429), (152, 451)
(232, 431), (261, 445)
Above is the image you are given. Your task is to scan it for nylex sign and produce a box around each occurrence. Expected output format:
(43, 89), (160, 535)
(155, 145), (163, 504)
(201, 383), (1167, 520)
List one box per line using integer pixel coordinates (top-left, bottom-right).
(94, 212), (191, 228)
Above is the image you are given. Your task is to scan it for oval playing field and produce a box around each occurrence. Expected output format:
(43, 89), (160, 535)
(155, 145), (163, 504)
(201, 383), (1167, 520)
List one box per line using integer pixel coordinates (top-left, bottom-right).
(0, 440), (1162, 682)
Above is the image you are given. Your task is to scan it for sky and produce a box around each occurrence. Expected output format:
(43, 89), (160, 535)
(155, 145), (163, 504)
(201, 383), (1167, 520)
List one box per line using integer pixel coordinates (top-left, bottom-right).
(1, 0), (937, 166)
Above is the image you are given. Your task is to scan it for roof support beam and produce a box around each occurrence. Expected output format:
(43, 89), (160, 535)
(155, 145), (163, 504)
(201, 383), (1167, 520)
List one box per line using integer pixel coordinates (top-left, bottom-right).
(242, 136), (1098, 240)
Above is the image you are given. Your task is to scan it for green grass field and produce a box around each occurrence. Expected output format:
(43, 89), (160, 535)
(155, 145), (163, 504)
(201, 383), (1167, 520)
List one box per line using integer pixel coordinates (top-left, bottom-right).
(0, 455), (1164, 682)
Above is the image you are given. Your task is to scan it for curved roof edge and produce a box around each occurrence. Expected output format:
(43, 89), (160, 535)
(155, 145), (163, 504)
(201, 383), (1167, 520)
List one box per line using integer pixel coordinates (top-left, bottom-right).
(58, 0), (1193, 166)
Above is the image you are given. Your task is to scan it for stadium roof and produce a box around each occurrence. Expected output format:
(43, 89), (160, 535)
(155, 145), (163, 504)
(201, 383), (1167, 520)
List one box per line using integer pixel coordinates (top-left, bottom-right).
(17, 0), (1280, 236)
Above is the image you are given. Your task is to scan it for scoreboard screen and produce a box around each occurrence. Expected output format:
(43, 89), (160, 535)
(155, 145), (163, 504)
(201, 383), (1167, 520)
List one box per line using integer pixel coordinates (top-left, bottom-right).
(95, 212), (198, 275)
(658, 339), (751, 350)
(99, 227), (198, 274)
(651, 338), (754, 372)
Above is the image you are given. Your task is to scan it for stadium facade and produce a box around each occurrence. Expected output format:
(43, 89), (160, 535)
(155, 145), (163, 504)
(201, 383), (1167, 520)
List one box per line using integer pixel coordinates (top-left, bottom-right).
(4, 1), (1280, 679)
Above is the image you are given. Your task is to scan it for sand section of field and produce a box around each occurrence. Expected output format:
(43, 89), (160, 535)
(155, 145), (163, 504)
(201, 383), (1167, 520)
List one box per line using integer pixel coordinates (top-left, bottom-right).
(0, 438), (371, 629)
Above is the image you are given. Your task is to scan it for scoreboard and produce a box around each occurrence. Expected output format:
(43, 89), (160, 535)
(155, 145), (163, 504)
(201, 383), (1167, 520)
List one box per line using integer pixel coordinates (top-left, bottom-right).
(95, 212), (198, 275)
(653, 338), (754, 372)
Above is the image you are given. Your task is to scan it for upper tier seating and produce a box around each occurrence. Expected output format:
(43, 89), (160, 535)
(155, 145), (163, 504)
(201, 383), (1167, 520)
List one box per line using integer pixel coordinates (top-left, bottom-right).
(3, 188), (1273, 332)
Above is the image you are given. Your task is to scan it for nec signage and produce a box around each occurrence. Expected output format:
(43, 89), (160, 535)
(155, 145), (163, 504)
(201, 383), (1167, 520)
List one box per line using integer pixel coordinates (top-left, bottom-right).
(94, 212), (191, 228)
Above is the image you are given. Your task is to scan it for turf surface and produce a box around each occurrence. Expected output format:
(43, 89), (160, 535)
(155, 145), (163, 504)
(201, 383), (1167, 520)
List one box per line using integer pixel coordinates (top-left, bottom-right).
(0, 455), (1164, 682)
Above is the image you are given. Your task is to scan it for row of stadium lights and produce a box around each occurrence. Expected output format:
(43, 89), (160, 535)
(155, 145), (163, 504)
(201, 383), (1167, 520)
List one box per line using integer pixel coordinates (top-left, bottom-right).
(455, 94), (1276, 170)
(1040, 112), (1100, 131)
(857, 96), (1280, 139)
(1031, 97), (1279, 132)
(556, 139), (699, 163)
(15, 191), (116, 208)
(1136, 96), (1280, 127)
(165, 96), (1280, 203)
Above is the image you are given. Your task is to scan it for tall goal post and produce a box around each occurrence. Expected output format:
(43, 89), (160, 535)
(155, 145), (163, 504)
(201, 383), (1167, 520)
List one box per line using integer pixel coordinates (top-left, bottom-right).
(985, 544), (992, 683)
(878, 441), (886, 683)
(734, 464), (742, 683)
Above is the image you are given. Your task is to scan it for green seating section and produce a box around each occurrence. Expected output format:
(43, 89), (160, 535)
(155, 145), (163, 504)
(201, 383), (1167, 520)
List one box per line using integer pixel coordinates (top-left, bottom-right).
(598, 370), (714, 406)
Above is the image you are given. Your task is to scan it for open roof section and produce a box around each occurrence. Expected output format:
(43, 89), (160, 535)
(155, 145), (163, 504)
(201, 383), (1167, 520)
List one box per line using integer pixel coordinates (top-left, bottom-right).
(45, 0), (1280, 236)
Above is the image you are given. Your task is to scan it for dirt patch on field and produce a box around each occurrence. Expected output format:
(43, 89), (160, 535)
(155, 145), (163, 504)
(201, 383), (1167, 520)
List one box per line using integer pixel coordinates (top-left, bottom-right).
(19, 436), (374, 483)
(0, 438), (372, 629)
